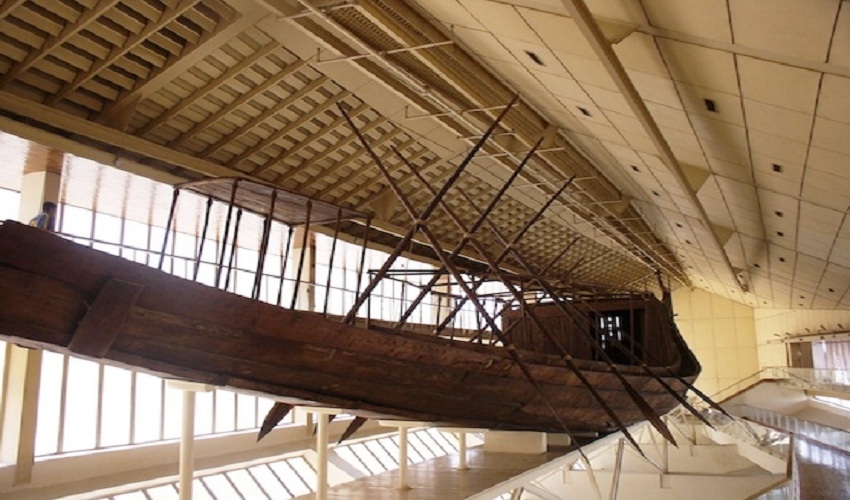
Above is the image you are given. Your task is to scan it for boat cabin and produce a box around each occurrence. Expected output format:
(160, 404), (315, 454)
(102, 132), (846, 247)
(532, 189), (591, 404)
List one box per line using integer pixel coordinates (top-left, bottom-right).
(502, 295), (678, 366)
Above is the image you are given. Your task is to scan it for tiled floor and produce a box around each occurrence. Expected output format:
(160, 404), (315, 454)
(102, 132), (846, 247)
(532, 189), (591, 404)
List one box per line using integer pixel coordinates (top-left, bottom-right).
(295, 447), (570, 500)
(795, 436), (850, 500)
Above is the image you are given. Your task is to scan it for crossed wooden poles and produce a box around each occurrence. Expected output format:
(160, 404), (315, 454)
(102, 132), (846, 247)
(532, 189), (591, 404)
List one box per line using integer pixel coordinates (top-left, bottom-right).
(338, 101), (727, 454)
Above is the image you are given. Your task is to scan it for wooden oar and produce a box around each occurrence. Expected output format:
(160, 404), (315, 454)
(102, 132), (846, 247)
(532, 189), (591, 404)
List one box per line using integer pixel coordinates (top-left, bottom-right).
(341, 95), (519, 323)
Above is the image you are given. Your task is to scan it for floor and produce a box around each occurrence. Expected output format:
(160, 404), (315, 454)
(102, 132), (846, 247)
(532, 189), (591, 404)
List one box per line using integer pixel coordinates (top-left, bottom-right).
(795, 436), (850, 500)
(294, 447), (570, 500)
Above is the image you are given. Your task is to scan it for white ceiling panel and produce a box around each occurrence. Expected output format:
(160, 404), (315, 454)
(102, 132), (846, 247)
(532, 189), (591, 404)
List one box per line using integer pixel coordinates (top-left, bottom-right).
(743, 100), (815, 144)
(706, 157), (751, 183)
(461, 0), (541, 43)
(645, 101), (691, 130)
(554, 50), (618, 90)
(420, 0), (484, 28)
(613, 32), (669, 77)
(517, 6), (596, 58)
(642, 0), (732, 43)
(803, 169), (850, 215)
(583, 84), (635, 115)
(807, 146), (850, 179)
(729, 0), (841, 62)
(657, 39), (740, 95)
(830, 3), (850, 67)
(676, 83), (744, 126)
(453, 26), (518, 64)
(629, 71), (683, 109)
(534, 71), (587, 99)
(810, 117), (850, 156)
(749, 130), (809, 166)
(584, 0), (648, 24)
(816, 75), (850, 124)
(736, 56), (821, 114)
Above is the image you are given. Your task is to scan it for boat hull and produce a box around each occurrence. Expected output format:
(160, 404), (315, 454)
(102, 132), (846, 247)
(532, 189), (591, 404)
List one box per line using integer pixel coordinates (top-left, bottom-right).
(0, 222), (698, 433)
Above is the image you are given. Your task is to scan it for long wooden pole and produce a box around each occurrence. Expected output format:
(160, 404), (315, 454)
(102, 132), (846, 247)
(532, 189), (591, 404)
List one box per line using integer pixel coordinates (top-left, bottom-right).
(192, 196), (213, 281)
(253, 188), (278, 300)
(216, 179), (240, 288)
(158, 188), (179, 270)
(391, 138), (541, 330)
(290, 201), (313, 310)
(434, 178), (574, 334)
(456, 190), (699, 438)
(323, 207), (343, 316)
(406, 167), (650, 451)
(341, 95), (518, 323)
(352, 123), (593, 454)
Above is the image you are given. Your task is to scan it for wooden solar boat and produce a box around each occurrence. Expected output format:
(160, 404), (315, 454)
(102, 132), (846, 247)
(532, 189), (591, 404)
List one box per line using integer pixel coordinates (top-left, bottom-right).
(0, 220), (700, 438)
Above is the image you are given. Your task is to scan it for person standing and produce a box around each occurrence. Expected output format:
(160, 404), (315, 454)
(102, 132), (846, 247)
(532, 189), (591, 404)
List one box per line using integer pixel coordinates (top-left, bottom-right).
(29, 201), (57, 231)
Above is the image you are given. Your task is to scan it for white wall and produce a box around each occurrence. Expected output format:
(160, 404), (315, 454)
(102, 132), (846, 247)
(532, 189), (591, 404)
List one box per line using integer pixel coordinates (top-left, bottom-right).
(754, 309), (850, 369)
(673, 288), (759, 398)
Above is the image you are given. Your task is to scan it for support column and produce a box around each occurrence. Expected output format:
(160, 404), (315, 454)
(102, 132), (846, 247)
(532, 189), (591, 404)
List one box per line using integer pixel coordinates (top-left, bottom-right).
(379, 420), (426, 490)
(316, 412), (328, 500)
(398, 426), (409, 490)
(0, 144), (63, 485)
(167, 381), (214, 500)
(180, 390), (195, 500)
(308, 407), (341, 500)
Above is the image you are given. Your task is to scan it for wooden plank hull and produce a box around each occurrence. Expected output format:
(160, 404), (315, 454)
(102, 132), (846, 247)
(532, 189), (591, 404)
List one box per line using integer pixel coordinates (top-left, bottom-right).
(0, 222), (699, 434)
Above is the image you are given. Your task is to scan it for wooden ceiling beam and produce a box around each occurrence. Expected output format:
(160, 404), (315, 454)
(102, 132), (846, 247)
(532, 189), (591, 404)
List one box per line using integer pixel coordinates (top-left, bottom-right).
(0, 0), (26, 21)
(197, 75), (328, 158)
(169, 57), (310, 148)
(0, 0), (121, 87)
(223, 89), (351, 168)
(273, 116), (388, 184)
(252, 102), (369, 175)
(317, 137), (422, 201)
(135, 41), (280, 136)
(0, 89), (249, 180)
(294, 127), (402, 191)
(47, 0), (200, 106)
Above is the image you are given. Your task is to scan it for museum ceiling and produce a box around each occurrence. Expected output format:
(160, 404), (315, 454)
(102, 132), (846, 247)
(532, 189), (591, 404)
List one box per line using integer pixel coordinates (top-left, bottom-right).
(0, 0), (848, 309)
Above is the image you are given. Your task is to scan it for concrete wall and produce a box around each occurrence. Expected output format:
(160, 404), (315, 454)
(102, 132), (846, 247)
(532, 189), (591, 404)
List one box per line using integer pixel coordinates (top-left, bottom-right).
(673, 288), (759, 398)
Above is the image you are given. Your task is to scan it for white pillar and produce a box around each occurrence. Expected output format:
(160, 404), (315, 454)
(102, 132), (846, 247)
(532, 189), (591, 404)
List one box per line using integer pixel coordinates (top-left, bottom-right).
(398, 426), (409, 490)
(316, 412), (329, 500)
(458, 432), (468, 470)
(179, 390), (196, 500)
(167, 381), (214, 500)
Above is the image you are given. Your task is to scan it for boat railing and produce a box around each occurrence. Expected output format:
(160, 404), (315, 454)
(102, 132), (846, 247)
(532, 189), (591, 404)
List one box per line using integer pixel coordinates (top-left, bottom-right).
(53, 230), (498, 337)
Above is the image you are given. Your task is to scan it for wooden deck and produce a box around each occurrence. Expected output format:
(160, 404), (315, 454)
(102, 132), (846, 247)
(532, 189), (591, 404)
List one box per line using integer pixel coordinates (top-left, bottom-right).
(295, 446), (572, 500)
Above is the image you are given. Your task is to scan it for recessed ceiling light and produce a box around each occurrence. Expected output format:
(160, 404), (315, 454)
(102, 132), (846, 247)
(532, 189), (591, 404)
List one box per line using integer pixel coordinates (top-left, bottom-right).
(779, 257), (786, 262)
(777, 231), (784, 237)
(775, 210), (784, 217)
(578, 107), (592, 117)
(704, 98), (718, 112)
(631, 165), (640, 172)
(754, 263), (761, 268)
(829, 288), (835, 293)
(524, 50), (545, 66)
(652, 190), (660, 197)
(772, 164), (783, 173)
(676, 222), (683, 228)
